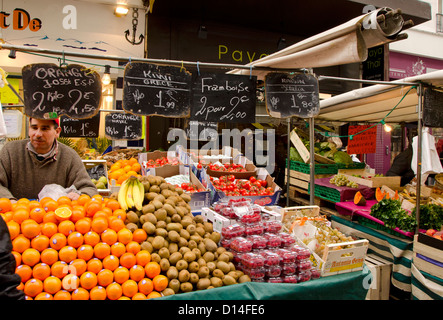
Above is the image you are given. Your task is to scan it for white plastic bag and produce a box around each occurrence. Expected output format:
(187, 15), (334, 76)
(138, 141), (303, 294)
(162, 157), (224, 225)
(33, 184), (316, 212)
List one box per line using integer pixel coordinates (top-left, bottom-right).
(38, 184), (81, 201)
(411, 128), (443, 179)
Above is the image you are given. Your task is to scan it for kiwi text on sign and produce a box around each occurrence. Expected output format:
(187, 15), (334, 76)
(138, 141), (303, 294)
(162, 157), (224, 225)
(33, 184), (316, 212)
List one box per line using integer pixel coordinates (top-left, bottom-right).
(0, 8), (42, 32)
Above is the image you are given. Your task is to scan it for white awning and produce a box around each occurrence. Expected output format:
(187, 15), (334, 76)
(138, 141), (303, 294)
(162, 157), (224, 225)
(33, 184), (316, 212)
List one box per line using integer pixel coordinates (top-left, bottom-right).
(317, 69), (443, 123)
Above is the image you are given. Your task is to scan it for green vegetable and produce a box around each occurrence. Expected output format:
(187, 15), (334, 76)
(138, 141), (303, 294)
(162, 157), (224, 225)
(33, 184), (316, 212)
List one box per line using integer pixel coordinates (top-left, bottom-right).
(413, 204), (443, 230)
(370, 199), (417, 232)
(333, 151), (353, 165)
(289, 147), (304, 162)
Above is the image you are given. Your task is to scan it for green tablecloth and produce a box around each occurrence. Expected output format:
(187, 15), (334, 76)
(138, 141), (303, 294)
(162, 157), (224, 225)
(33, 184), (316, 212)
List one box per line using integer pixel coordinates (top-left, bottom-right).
(411, 263), (443, 300)
(331, 215), (413, 292)
(159, 265), (371, 300)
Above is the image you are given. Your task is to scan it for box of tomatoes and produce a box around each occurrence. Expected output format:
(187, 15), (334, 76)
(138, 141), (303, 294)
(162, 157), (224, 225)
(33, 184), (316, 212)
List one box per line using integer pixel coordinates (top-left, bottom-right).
(138, 150), (180, 176)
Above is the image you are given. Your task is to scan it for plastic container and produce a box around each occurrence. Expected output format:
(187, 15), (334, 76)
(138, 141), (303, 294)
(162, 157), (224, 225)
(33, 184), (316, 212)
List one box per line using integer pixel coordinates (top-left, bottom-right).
(298, 270), (311, 282)
(243, 267), (265, 280)
(310, 268), (321, 279)
(220, 238), (232, 249)
(240, 252), (265, 269)
(281, 263), (296, 276)
(274, 248), (297, 264)
(282, 275), (298, 283)
(263, 220), (282, 233)
(244, 223), (264, 236)
(213, 201), (229, 214)
(267, 277), (283, 283)
(229, 237), (253, 253)
(296, 259), (312, 272)
(265, 265), (282, 277)
(263, 233), (282, 248)
(291, 245), (311, 260)
(258, 250), (281, 266)
(279, 233), (296, 247)
(221, 224), (245, 239)
(220, 207), (238, 219)
(240, 212), (262, 225)
(247, 235), (267, 250)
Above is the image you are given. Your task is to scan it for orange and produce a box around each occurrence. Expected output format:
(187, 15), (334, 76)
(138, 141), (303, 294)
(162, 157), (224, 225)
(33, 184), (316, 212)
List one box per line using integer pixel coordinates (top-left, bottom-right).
(90, 286), (107, 300)
(1, 211), (12, 223)
(105, 199), (120, 212)
(12, 209), (29, 224)
(117, 228), (133, 245)
(113, 266), (129, 284)
(93, 242), (110, 259)
(24, 278), (43, 298)
(76, 194), (91, 206)
(70, 207), (86, 223)
(97, 269), (114, 287)
(55, 206), (72, 222)
(101, 206), (113, 217)
(132, 229), (147, 243)
(71, 287), (89, 300)
(108, 217), (125, 232)
(80, 271), (97, 290)
(67, 231), (84, 248)
(29, 207), (46, 224)
(121, 279), (138, 298)
(92, 194), (104, 202)
(101, 228), (118, 245)
(86, 201), (102, 217)
(87, 258), (103, 274)
(75, 218), (91, 234)
(126, 241), (141, 255)
(32, 262), (51, 281)
(39, 197), (53, 209)
(120, 252), (136, 269)
(123, 164), (132, 173)
(21, 219), (41, 239)
(110, 242), (126, 257)
(129, 265), (145, 282)
(11, 251), (21, 267)
(147, 291), (162, 299)
(69, 259), (87, 276)
(16, 264), (33, 283)
(152, 274), (168, 292)
(92, 211), (108, 220)
(43, 199), (58, 212)
(62, 274), (80, 292)
(131, 162), (141, 173)
(22, 248), (40, 267)
(49, 233), (67, 251)
(13, 203), (30, 212)
(113, 209), (126, 221)
(53, 290), (71, 300)
(40, 248), (58, 266)
(31, 235), (50, 252)
(6, 220), (20, 240)
(77, 244), (94, 261)
(12, 235), (30, 253)
(43, 276), (62, 295)
(0, 197), (12, 213)
(59, 246), (77, 263)
(50, 261), (69, 279)
(132, 292), (147, 300)
(34, 292), (53, 300)
(137, 278), (153, 295)
(28, 200), (41, 210)
(42, 211), (57, 224)
(102, 254), (119, 271)
(84, 231), (100, 246)
(58, 220), (75, 236)
(135, 250), (151, 267)
(91, 216), (108, 234)
(106, 282), (122, 300)
(41, 222), (58, 238)
(57, 196), (72, 206)
(144, 262), (161, 279)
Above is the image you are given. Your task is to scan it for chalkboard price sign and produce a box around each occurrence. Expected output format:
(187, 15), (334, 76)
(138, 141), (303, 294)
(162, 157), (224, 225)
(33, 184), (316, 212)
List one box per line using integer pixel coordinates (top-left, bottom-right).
(60, 113), (100, 138)
(423, 88), (443, 127)
(123, 62), (192, 117)
(185, 121), (218, 140)
(104, 112), (142, 140)
(22, 63), (102, 119)
(264, 73), (319, 119)
(190, 73), (256, 123)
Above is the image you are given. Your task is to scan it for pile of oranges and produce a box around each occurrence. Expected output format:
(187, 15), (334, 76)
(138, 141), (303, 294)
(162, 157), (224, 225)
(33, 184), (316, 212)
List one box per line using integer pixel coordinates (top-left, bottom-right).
(107, 158), (142, 186)
(1, 195), (168, 300)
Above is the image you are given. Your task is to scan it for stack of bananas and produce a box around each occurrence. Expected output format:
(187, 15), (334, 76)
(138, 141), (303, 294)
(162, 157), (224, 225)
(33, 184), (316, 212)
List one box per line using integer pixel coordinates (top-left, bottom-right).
(118, 176), (145, 211)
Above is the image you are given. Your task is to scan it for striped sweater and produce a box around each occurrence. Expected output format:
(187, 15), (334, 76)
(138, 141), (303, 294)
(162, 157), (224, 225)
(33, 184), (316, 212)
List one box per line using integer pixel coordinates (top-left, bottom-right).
(0, 139), (98, 200)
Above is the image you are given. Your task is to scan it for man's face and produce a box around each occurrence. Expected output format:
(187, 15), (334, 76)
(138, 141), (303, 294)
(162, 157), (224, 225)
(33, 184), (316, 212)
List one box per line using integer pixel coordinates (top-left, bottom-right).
(29, 118), (61, 154)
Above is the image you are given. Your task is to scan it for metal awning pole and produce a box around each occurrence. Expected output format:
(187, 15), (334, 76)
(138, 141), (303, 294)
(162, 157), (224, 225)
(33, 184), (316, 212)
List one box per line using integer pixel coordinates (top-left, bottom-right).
(309, 117), (315, 205)
(415, 82), (423, 234)
(286, 117), (291, 207)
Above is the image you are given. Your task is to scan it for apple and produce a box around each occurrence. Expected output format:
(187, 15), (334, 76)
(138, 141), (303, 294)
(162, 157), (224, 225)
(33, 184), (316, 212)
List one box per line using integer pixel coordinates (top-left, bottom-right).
(426, 229), (437, 236)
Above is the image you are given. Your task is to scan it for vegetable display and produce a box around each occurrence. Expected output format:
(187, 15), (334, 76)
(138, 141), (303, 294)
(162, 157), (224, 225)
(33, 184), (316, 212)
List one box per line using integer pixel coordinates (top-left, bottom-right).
(370, 199), (417, 232)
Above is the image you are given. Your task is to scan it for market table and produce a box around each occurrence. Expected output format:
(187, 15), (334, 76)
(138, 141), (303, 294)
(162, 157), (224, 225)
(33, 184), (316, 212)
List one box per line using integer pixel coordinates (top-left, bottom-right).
(411, 263), (443, 300)
(331, 214), (413, 293)
(159, 265), (371, 300)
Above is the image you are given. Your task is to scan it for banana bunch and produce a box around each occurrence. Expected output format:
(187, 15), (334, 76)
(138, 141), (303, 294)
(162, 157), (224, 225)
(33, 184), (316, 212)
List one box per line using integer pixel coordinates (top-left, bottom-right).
(118, 176), (145, 211)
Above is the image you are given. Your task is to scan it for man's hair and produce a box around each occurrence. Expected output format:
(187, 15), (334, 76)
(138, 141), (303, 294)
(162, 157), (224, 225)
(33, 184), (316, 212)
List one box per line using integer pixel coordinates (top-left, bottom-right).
(29, 117), (59, 129)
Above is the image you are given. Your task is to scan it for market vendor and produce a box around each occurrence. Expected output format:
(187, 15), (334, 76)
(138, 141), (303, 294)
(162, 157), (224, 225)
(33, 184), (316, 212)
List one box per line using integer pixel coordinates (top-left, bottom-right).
(386, 144), (415, 186)
(0, 117), (98, 201)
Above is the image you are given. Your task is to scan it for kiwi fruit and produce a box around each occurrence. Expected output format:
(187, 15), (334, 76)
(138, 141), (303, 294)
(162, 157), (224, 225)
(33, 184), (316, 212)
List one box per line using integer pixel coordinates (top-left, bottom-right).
(166, 223), (182, 232)
(168, 252), (182, 265)
(175, 259), (188, 271)
(188, 261), (200, 273)
(150, 185), (161, 194)
(189, 272), (199, 285)
(152, 236), (165, 250)
(217, 252), (230, 263)
(180, 282), (193, 293)
(168, 279), (180, 293)
(154, 208), (167, 220)
(126, 211), (139, 224)
(125, 223), (138, 233)
(216, 261), (231, 274)
(140, 241), (153, 253)
(197, 278), (211, 290)
(178, 246), (191, 256)
(150, 253), (161, 263)
(168, 230), (180, 243)
(210, 277), (223, 288)
(212, 269), (224, 279)
(142, 222), (156, 235)
(204, 239), (217, 252)
(166, 266), (178, 279)
(187, 239), (197, 250)
(222, 275), (236, 286)
(197, 266), (210, 278)
(168, 242), (178, 254)
(178, 269), (190, 282)
(238, 275), (251, 283)
(186, 224), (196, 235)
(210, 232), (221, 244)
(180, 193), (191, 203)
(158, 247), (170, 259)
(183, 251), (196, 263)
(142, 203), (155, 214)
(206, 261), (216, 273)
(171, 214), (181, 223)
(162, 288), (175, 296)
(160, 258), (170, 272)
(156, 220), (167, 229)
(203, 251), (215, 262)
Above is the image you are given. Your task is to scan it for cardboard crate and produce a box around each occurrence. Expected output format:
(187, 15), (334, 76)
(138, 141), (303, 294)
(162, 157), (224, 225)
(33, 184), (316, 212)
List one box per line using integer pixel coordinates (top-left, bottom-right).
(82, 160), (111, 195)
(151, 164), (211, 213)
(365, 254), (393, 300)
(138, 150), (179, 176)
(413, 233), (443, 279)
(338, 169), (401, 188)
(201, 207), (235, 233)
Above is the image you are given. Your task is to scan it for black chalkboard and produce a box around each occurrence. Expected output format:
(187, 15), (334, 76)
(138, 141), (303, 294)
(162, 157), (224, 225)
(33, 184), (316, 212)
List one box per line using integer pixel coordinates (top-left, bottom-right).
(60, 113), (100, 138)
(123, 62), (192, 117)
(185, 121), (218, 140)
(264, 72), (319, 118)
(104, 112), (142, 140)
(22, 63), (102, 119)
(423, 88), (443, 128)
(190, 73), (256, 123)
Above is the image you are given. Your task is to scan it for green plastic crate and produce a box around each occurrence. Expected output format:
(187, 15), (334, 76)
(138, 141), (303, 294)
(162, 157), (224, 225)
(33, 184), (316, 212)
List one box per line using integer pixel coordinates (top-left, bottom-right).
(307, 184), (341, 203)
(357, 216), (411, 240)
(336, 162), (366, 170)
(286, 159), (338, 175)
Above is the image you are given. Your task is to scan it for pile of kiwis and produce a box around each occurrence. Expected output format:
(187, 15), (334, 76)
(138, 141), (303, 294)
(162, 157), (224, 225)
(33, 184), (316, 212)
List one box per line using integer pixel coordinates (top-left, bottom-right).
(117, 175), (251, 296)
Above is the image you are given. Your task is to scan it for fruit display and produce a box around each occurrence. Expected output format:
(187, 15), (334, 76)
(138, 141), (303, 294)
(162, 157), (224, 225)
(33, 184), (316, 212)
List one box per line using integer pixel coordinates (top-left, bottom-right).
(92, 176), (108, 190)
(86, 164), (108, 190)
(1, 195), (167, 300)
(101, 149), (143, 168)
(209, 175), (272, 197)
(424, 229), (443, 240)
(117, 176), (145, 211)
(329, 174), (358, 188)
(207, 162), (247, 173)
(164, 175), (205, 193)
(116, 175), (252, 293)
(141, 156), (180, 171)
(107, 158), (142, 186)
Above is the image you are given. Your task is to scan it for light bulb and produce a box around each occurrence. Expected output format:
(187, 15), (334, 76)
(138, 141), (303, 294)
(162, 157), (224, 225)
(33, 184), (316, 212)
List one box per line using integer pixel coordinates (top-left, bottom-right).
(384, 124), (392, 132)
(102, 65), (111, 85)
(114, 6), (129, 16)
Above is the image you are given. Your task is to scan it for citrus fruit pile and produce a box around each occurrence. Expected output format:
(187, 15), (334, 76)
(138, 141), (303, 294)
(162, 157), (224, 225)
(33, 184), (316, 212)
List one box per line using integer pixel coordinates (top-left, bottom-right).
(1, 195), (167, 300)
(107, 158), (142, 187)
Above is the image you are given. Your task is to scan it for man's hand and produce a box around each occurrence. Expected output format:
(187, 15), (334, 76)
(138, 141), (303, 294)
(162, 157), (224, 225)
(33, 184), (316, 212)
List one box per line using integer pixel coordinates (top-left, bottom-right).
(66, 192), (80, 201)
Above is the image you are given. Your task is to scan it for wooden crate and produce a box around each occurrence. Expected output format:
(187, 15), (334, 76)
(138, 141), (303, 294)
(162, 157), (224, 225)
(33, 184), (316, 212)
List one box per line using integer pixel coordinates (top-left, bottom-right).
(413, 234), (443, 279)
(365, 254), (393, 300)
(338, 169), (400, 188)
(285, 168), (331, 192)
